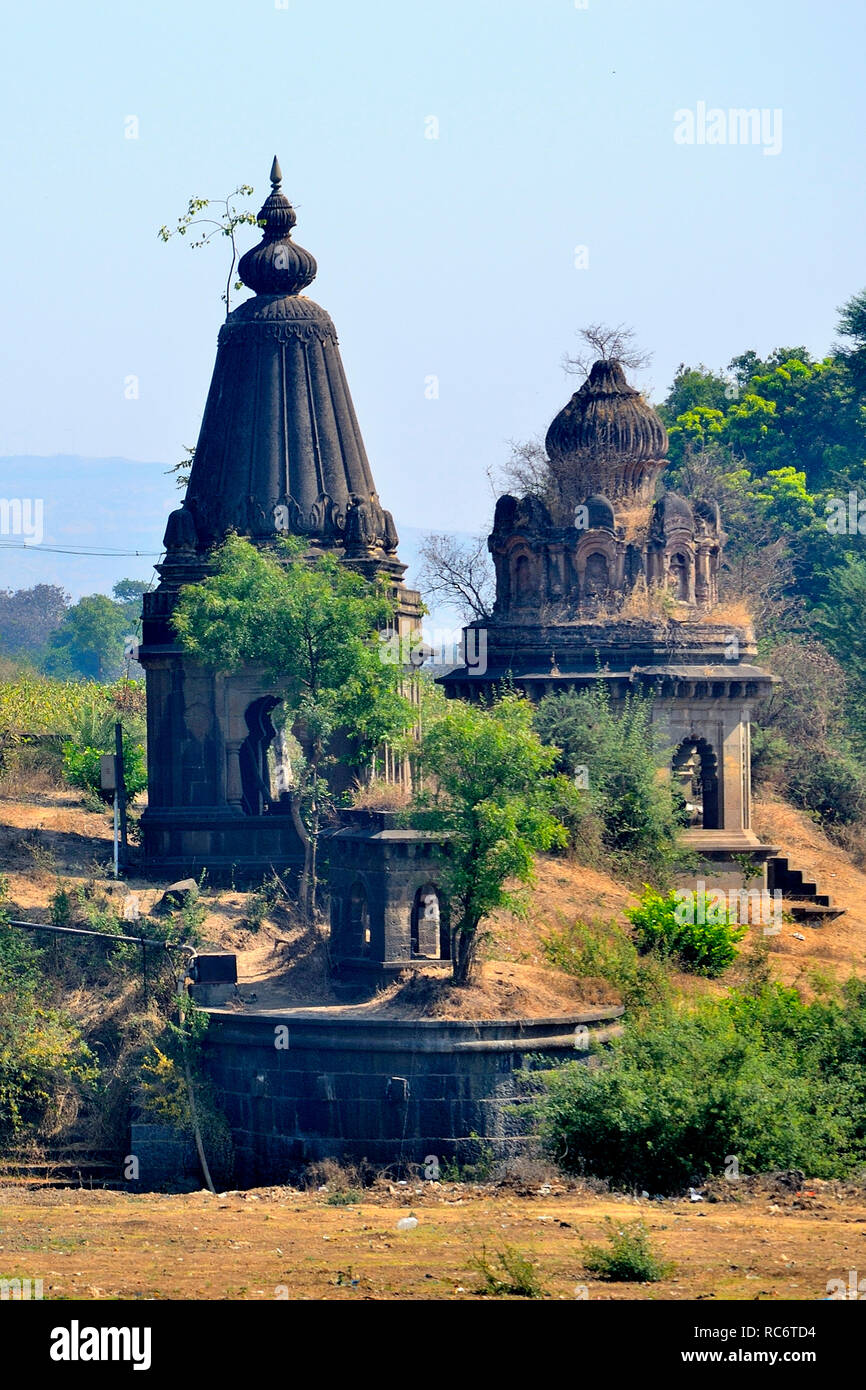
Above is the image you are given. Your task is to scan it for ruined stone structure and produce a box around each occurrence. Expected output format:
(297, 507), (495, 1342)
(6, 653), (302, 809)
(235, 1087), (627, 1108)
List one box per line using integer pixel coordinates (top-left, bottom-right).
(139, 160), (422, 879)
(326, 810), (450, 983)
(442, 358), (776, 885)
(201, 1004), (624, 1177)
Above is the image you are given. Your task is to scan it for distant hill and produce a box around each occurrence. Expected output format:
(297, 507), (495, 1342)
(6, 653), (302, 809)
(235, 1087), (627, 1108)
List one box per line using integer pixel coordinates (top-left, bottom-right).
(0, 455), (469, 637)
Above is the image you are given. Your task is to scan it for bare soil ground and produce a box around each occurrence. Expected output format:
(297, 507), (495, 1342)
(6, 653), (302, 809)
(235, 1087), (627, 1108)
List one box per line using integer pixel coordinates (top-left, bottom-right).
(2, 785), (865, 1014)
(1, 1178), (863, 1300)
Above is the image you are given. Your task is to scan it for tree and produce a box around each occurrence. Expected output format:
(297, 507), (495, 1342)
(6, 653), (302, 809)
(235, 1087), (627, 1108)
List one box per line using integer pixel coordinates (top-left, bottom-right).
(158, 186), (261, 315)
(563, 322), (652, 380)
(836, 287), (866, 390)
(413, 693), (573, 985)
(534, 683), (686, 881)
(416, 532), (495, 622)
(112, 578), (151, 617)
(166, 444), (196, 492)
(44, 595), (132, 681)
(0, 584), (69, 660)
(172, 535), (415, 920)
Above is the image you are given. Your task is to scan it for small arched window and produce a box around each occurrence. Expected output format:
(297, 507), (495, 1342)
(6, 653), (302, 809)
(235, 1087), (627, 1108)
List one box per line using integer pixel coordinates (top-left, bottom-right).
(349, 882), (371, 957)
(584, 551), (609, 597)
(514, 553), (533, 605)
(411, 884), (448, 959)
(669, 552), (690, 601)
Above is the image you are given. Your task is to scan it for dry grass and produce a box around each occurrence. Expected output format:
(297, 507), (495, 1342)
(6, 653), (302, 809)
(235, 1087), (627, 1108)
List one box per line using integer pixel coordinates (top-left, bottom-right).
(695, 597), (754, 631)
(1, 1180), (862, 1300)
(350, 776), (412, 810)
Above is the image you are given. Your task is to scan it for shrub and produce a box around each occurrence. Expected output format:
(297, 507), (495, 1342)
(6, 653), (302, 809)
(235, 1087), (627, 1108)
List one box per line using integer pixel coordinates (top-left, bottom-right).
(62, 739), (147, 800)
(785, 750), (866, 828)
(542, 917), (670, 1010)
(469, 1245), (547, 1298)
(538, 983), (866, 1191)
(626, 885), (747, 977)
(0, 911), (98, 1141)
(583, 1219), (674, 1282)
(534, 684), (686, 882)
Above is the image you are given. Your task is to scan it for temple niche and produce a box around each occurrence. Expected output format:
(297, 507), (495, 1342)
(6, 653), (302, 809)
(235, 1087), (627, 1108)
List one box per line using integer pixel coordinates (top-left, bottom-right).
(138, 159), (422, 881)
(442, 356), (777, 889)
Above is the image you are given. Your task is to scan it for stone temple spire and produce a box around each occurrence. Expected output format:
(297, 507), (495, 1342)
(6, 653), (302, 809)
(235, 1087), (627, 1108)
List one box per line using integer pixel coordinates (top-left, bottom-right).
(178, 157), (401, 569)
(140, 159), (422, 880)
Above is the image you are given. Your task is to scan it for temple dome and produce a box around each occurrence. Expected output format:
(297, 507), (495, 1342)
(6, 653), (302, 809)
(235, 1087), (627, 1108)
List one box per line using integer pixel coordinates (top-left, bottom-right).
(545, 358), (668, 506)
(236, 157), (317, 296)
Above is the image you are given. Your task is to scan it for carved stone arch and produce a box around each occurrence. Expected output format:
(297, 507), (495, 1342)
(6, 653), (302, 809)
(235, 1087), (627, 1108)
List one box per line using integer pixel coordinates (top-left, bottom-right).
(672, 736), (720, 829)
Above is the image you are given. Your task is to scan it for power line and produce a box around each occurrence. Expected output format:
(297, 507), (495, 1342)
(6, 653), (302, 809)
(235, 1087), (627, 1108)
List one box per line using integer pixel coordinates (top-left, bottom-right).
(0, 541), (163, 557)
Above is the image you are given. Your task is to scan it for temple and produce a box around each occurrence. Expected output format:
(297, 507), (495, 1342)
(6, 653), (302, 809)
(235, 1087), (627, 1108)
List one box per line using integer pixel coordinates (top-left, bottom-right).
(139, 159), (421, 878)
(442, 357), (777, 886)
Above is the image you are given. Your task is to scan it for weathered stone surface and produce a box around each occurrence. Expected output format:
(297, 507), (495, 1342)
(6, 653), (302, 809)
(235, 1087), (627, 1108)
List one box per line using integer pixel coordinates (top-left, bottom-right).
(153, 879), (199, 914)
(200, 1007), (622, 1182)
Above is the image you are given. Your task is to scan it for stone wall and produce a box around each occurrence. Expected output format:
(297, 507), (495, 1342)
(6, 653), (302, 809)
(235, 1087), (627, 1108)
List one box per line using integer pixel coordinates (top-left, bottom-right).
(202, 1006), (623, 1184)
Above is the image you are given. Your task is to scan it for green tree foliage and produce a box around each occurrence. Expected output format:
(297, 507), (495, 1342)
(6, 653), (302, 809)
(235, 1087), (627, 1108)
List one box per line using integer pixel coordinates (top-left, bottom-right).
(61, 738), (147, 800)
(659, 298), (866, 808)
(112, 578), (150, 617)
(412, 693), (574, 984)
(43, 595), (134, 682)
(835, 286), (866, 391)
(534, 684), (685, 882)
(172, 535), (414, 919)
(539, 982), (866, 1191)
(0, 584), (70, 661)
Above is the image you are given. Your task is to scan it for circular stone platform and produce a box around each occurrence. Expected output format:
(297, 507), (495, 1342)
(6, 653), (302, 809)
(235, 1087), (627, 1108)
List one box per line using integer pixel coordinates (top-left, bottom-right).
(201, 1005), (624, 1182)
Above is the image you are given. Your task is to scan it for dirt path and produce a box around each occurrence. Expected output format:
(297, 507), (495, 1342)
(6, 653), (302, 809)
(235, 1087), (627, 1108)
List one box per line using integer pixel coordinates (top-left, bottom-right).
(1, 1182), (863, 1300)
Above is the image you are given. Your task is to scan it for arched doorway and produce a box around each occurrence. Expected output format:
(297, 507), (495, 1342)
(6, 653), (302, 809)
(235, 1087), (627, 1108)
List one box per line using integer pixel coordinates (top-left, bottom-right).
(239, 696), (279, 815)
(349, 882), (371, 957)
(672, 737), (720, 829)
(668, 552), (690, 601)
(411, 884), (449, 959)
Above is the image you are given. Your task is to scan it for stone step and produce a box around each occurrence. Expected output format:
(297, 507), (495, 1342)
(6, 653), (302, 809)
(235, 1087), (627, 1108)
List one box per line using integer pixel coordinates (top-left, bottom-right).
(782, 899), (846, 925)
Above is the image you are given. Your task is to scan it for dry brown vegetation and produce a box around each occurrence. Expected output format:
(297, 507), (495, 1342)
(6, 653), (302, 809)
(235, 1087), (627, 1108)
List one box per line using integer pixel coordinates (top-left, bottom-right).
(1, 1176), (863, 1300)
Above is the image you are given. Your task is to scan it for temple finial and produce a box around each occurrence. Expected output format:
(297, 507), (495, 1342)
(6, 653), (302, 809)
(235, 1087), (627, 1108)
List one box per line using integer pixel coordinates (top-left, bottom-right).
(237, 155), (316, 296)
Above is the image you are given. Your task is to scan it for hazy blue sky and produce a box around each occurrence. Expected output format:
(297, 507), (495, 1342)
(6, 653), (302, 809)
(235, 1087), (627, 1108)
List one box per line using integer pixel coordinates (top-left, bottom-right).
(1, 0), (863, 538)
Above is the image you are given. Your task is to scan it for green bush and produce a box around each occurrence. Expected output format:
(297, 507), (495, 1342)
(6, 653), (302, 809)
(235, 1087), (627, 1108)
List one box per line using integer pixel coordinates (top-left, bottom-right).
(542, 917), (670, 1010)
(626, 885), (747, 977)
(469, 1245), (547, 1298)
(62, 739), (147, 800)
(534, 684), (686, 882)
(785, 749), (866, 827)
(538, 982), (866, 1192)
(0, 905), (98, 1141)
(583, 1219), (674, 1282)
